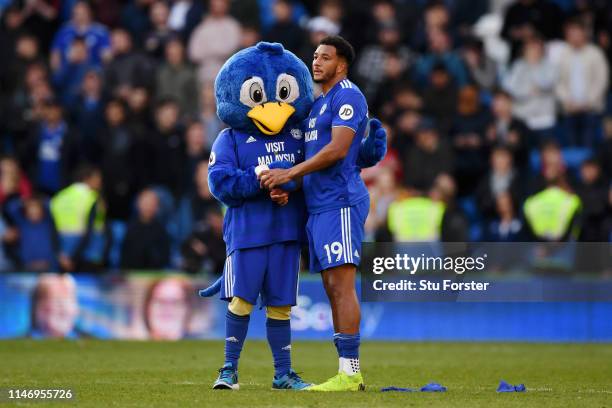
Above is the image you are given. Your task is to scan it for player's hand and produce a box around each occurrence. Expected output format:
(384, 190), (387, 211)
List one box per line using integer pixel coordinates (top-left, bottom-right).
(260, 168), (293, 190)
(270, 188), (289, 206)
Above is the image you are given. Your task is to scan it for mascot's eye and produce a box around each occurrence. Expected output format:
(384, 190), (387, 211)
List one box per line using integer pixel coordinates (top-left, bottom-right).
(279, 81), (290, 100)
(275, 74), (299, 104)
(250, 83), (264, 103)
(239, 76), (267, 107)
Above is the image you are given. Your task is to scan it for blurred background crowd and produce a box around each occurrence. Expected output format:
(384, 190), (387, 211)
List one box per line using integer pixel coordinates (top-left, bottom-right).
(0, 0), (610, 274)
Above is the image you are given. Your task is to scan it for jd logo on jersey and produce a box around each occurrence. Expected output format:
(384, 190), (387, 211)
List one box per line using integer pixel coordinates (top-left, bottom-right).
(339, 104), (353, 120)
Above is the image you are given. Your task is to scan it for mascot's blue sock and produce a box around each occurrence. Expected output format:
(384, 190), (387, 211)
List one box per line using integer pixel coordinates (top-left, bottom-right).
(224, 310), (250, 369)
(266, 318), (292, 378)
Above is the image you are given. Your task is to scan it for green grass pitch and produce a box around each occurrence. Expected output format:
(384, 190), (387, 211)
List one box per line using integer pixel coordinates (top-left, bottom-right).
(1, 340), (611, 407)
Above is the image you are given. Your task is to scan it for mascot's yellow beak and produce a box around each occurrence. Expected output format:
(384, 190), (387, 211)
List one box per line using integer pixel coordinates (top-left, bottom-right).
(247, 102), (295, 135)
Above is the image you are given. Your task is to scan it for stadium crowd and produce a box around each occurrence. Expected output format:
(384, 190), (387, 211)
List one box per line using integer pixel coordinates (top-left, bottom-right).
(0, 0), (610, 274)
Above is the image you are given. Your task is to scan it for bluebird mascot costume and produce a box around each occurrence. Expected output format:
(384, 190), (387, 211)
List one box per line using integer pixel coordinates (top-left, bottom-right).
(199, 42), (386, 390)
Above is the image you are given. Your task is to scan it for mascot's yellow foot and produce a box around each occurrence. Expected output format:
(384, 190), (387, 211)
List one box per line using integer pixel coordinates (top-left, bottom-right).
(306, 372), (365, 391)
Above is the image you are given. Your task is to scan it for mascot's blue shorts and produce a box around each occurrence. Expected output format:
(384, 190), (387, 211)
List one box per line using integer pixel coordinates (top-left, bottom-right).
(220, 242), (301, 306)
(306, 197), (369, 273)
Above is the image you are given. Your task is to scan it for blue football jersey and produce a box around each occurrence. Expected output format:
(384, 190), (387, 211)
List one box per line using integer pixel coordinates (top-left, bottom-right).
(209, 128), (307, 254)
(303, 79), (370, 214)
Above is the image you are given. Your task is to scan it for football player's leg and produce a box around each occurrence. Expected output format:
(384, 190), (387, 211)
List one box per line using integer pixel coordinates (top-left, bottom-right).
(263, 242), (310, 390)
(307, 202), (368, 391)
(215, 249), (264, 390)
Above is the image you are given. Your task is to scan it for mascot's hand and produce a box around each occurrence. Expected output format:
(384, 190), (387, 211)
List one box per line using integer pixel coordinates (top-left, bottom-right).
(357, 118), (387, 169)
(260, 161), (298, 191)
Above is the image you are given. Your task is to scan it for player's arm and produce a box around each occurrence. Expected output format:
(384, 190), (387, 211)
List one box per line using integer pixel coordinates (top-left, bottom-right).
(260, 128), (353, 189)
(261, 88), (366, 189)
(208, 129), (262, 207)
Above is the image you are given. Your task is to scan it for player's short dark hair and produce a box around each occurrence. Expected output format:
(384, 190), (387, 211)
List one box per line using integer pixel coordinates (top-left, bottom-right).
(319, 35), (355, 66)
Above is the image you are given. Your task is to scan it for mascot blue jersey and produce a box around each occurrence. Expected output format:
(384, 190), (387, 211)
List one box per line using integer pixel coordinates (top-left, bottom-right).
(303, 79), (370, 214)
(209, 127), (306, 254)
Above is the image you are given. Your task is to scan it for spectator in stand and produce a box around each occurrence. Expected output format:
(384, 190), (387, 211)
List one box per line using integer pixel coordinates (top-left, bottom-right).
(476, 145), (523, 220)
(356, 21), (414, 103)
(168, 0), (205, 43)
(151, 98), (185, 198)
(3, 34), (44, 99)
(451, 85), (491, 195)
(173, 160), (219, 243)
(360, 122), (402, 186)
(5, 194), (59, 272)
(299, 16), (340, 70)
(155, 37), (199, 118)
(70, 69), (105, 162)
(121, 189), (170, 269)
(20, 98), (80, 195)
(404, 119), (454, 192)
(575, 159), (609, 242)
(531, 141), (575, 194)
(198, 82), (224, 149)
(556, 18), (609, 147)
(52, 36), (100, 108)
(501, 0), (563, 60)
(188, 0), (241, 84)
(183, 121), (210, 195)
(0, 156), (32, 206)
(180, 205), (225, 274)
(422, 64), (458, 134)
(483, 191), (525, 242)
(414, 29), (468, 89)
(0, 212), (16, 271)
(365, 167), (398, 241)
(50, 165), (108, 272)
(120, 0), (155, 47)
(50, 1), (111, 72)
(144, 0), (175, 60)
(105, 28), (155, 99)
(462, 37), (497, 92)
(5, 63), (54, 150)
(503, 35), (558, 143)
(240, 24), (261, 49)
(264, 0), (304, 54)
(410, 1), (454, 52)
(97, 99), (138, 221)
(485, 90), (530, 169)
(430, 173), (469, 242)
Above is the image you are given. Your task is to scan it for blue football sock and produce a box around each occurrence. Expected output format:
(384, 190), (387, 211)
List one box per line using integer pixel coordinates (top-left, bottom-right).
(334, 333), (361, 374)
(266, 318), (291, 378)
(224, 310), (250, 369)
(333, 332), (360, 359)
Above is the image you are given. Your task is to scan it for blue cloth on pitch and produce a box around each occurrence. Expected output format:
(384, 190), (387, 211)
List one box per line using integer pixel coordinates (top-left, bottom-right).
(303, 79), (370, 214)
(380, 383), (447, 392)
(224, 310), (250, 369)
(421, 382), (447, 392)
(267, 318), (291, 377)
(333, 333), (360, 359)
(497, 380), (526, 392)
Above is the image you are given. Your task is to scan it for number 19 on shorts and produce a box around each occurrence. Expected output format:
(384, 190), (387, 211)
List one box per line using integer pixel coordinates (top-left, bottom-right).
(324, 241), (343, 264)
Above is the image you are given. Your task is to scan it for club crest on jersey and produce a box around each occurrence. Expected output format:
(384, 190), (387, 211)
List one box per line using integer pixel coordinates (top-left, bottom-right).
(209, 151), (216, 166)
(319, 103), (327, 115)
(339, 104), (354, 120)
(291, 128), (302, 140)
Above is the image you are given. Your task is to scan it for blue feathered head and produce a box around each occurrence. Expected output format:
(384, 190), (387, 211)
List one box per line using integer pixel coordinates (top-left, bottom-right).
(215, 42), (314, 135)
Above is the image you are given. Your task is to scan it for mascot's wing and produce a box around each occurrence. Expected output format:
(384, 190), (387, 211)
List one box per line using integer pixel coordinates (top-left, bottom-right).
(208, 129), (262, 207)
(356, 118), (387, 169)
